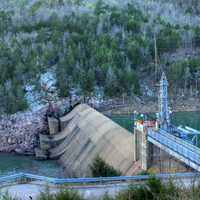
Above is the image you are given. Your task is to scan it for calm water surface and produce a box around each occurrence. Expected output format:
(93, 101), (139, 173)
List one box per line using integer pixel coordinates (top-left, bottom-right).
(110, 111), (200, 132)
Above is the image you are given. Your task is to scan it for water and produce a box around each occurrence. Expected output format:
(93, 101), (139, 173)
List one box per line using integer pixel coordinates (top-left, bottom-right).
(171, 111), (200, 129)
(0, 153), (64, 177)
(110, 111), (200, 132)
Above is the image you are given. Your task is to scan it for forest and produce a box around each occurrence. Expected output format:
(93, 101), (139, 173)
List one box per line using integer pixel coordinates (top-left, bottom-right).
(0, 0), (200, 114)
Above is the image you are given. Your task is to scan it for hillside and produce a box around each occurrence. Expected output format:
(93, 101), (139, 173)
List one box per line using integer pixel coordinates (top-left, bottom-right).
(0, 0), (200, 114)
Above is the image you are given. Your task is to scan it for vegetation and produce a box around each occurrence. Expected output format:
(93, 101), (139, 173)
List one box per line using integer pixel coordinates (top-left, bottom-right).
(36, 186), (84, 200)
(0, 0), (199, 114)
(167, 58), (200, 96)
(1, 176), (200, 200)
(90, 156), (121, 177)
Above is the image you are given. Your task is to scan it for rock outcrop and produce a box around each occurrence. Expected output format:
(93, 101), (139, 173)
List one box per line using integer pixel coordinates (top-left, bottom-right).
(0, 109), (48, 154)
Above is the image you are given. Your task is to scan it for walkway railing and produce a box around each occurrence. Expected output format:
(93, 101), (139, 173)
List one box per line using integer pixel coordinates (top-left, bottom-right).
(148, 129), (200, 170)
(0, 172), (200, 185)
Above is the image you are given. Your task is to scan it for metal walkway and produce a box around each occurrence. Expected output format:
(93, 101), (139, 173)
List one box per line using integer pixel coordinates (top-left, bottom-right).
(148, 129), (200, 171)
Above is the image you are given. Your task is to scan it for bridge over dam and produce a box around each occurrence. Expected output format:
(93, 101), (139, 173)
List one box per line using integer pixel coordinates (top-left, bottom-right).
(134, 122), (200, 173)
(35, 72), (200, 176)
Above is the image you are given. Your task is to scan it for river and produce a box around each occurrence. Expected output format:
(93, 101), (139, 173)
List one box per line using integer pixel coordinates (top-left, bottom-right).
(0, 111), (199, 176)
(0, 153), (64, 177)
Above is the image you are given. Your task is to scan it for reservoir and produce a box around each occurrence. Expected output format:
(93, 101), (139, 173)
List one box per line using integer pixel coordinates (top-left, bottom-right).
(0, 111), (200, 176)
(110, 111), (200, 132)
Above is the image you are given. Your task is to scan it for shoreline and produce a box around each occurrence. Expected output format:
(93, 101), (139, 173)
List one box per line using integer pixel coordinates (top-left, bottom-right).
(100, 97), (200, 115)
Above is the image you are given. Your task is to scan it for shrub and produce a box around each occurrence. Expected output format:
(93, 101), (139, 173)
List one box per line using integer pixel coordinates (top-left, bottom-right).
(37, 186), (84, 200)
(100, 193), (114, 200)
(90, 156), (121, 177)
(0, 192), (19, 200)
(116, 176), (180, 200)
(54, 190), (84, 200)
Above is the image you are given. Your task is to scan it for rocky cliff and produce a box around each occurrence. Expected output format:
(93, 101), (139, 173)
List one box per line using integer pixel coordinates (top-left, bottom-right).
(0, 109), (48, 154)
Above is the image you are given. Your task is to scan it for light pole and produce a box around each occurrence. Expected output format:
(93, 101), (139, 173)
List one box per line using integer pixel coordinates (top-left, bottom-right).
(132, 110), (137, 132)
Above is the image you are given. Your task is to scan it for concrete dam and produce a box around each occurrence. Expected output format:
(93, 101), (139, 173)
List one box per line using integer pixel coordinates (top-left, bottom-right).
(36, 104), (135, 177)
(36, 72), (200, 176)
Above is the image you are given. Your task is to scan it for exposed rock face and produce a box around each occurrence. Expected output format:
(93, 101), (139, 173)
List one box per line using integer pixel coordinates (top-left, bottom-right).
(0, 109), (48, 154)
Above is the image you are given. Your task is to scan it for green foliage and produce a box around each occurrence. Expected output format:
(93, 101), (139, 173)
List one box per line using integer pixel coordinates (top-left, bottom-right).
(0, 192), (19, 200)
(116, 176), (179, 200)
(157, 24), (181, 54)
(0, 0), (199, 114)
(0, 81), (27, 114)
(90, 156), (121, 177)
(37, 186), (84, 200)
(167, 58), (200, 90)
(94, 0), (109, 16)
(100, 193), (114, 200)
(54, 190), (84, 200)
(0, 11), (12, 35)
(29, 0), (43, 15)
(138, 170), (150, 175)
(194, 27), (200, 48)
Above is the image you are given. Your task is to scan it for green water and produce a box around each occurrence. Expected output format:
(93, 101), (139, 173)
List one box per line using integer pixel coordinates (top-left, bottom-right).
(172, 111), (200, 129)
(110, 111), (200, 132)
(0, 153), (64, 177)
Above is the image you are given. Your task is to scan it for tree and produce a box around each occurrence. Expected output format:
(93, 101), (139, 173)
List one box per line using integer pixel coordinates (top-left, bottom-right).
(80, 68), (95, 101)
(104, 67), (119, 97)
(157, 25), (181, 54)
(184, 67), (191, 94)
(0, 80), (27, 114)
(90, 156), (121, 177)
(94, 0), (108, 16)
(127, 40), (143, 68)
(194, 27), (200, 48)
(56, 64), (72, 97)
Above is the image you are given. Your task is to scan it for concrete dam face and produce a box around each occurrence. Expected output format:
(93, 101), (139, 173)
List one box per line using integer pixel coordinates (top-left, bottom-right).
(37, 104), (135, 177)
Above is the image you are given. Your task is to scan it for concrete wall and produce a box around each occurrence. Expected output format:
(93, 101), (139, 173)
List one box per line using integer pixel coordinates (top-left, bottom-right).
(148, 144), (193, 173)
(38, 104), (136, 177)
(133, 126), (192, 173)
(58, 104), (135, 177)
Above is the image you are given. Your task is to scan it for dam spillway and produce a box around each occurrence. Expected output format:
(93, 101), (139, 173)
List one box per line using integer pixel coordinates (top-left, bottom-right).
(36, 104), (135, 177)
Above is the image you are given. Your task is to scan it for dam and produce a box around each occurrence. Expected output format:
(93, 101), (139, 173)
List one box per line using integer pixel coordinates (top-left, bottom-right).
(35, 72), (200, 176)
(36, 104), (135, 177)
(1, 111), (200, 176)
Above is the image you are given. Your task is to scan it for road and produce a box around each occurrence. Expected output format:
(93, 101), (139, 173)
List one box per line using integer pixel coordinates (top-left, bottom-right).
(0, 181), (128, 200)
(0, 177), (200, 200)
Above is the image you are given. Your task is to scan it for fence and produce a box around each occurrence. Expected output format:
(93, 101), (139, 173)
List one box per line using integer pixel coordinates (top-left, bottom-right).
(0, 172), (200, 185)
(148, 129), (200, 167)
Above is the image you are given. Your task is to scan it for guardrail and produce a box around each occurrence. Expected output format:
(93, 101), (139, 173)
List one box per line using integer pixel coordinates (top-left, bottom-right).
(148, 129), (200, 166)
(0, 172), (200, 185)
